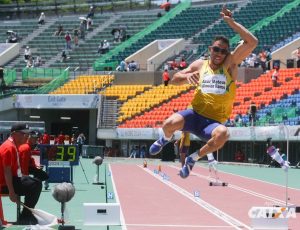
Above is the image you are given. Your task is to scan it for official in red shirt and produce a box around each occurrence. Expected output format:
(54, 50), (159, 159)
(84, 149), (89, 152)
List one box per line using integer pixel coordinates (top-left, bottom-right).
(19, 131), (48, 181)
(0, 123), (42, 225)
(41, 131), (50, 144)
(57, 131), (65, 145)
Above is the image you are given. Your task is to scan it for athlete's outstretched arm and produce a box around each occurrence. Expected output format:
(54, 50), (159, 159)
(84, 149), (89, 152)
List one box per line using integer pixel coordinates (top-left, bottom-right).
(222, 6), (258, 65)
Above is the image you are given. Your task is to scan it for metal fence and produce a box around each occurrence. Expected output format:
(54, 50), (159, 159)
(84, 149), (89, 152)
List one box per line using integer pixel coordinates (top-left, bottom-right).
(0, 0), (159, 20)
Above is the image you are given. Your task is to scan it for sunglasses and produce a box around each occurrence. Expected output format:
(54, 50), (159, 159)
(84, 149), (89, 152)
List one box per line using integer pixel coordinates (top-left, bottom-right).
(210, 46), (228, 55)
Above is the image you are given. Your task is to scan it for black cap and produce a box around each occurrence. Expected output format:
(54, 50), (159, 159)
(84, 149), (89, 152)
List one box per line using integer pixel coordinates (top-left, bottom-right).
(29, 130), (40, 138)
(11, 122), (30, 133)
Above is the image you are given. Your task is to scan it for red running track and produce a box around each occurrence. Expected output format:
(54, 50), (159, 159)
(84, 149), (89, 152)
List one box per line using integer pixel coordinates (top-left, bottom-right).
(110, 163), (299, 230)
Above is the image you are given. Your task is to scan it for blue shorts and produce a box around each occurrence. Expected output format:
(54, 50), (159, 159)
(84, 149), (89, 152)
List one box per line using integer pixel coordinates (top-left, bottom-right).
(177, 109), (221, 142)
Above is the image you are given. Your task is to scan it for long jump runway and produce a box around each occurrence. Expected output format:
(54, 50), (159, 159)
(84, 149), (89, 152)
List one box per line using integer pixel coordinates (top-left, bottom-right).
(110, 162), (299, 230)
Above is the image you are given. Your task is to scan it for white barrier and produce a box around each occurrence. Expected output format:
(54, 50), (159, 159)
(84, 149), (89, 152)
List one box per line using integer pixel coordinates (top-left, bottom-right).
(249, 206), (293, 229)
(83, 203), (120, 226)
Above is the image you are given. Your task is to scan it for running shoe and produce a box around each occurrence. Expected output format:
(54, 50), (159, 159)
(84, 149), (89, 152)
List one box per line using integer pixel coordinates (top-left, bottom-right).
(179, 156), (195, 179)
(149, 136), (170, 156)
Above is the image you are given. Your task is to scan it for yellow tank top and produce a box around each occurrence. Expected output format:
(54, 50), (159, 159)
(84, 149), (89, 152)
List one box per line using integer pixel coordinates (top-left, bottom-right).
(191, 60), (236, 123)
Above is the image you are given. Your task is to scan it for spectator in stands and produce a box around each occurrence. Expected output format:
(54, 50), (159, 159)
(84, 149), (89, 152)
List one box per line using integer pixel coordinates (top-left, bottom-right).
(38, 12), (45, 25)
(79, 21), (86, 40)
(242, 53), (258, 68)
(54, 24), (64, 36)
(26, 56), (33, 68)
(179, 58), (187, 70)
(291, 47), (300, 68)
(19, 131), (48, 182)
(116, 60), (127, 72)
(24, 46), (32, 62)
(112, 28), (120, 43)
(271, 65), (279, 87)
(97, 41), (103, 54)
(170, 59), (179, 70)
(73, 26), (80, 47)
(160, 0), (171, 12)
(240, 115), (248, 127)
(162, 69), (170, 86)
(225, 118), (234, 127)
(6, 30), (20, 43)
(119, 25), (128, 42)
(128, 60), (138, 71)
(65, 32), (72, 50)
(98, 40), (110, 54)
(87, 17), (93, 31)
(149, 6), (258, 179)
(234, 112), (243, 126)
(163, 62), (169, 71)
(258, 49), (267, 73)
(86, 5), (95, 19)
(41, 131), (50, 144)
(249, 53), (258, 67)
(34, 55), (43, 67)
(60, 50), (69, 62)
(0, 122), (42, 225)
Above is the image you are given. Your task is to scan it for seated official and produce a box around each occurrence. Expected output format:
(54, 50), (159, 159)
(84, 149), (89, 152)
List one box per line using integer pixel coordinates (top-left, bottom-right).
(19, 131), (49, 181)
(0, 123), (42, 225)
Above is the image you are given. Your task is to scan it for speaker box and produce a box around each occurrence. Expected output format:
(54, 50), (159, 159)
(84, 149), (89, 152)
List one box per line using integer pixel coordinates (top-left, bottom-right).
(286, 59), (294, 68)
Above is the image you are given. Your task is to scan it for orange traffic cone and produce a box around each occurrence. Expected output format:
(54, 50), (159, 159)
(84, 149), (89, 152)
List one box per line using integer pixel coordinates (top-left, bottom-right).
(158, 164), (162, 172)
(143, 160), (147, 168)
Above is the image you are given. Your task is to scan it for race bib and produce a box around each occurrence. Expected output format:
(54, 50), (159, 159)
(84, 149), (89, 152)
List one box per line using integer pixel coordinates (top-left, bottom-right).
(200, 74), (226, 94)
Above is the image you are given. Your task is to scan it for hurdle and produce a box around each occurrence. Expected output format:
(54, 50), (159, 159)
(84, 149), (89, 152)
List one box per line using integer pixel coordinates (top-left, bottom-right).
(208, 151), (228, 186)
(209, 181), (228, 186)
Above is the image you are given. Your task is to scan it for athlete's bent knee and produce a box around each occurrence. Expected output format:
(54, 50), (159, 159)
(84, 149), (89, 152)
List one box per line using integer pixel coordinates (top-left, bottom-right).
(214, 126), (229, 142)
(162, 114), (184, 134)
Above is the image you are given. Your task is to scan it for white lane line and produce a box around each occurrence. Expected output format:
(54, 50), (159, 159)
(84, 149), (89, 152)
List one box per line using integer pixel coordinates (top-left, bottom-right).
(199, 164), (300, 192)
(109, 164), (127, 230)
(171, 165), (294, 206)
(141, 166), (252, 230)
(125, 223), (235, 228)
